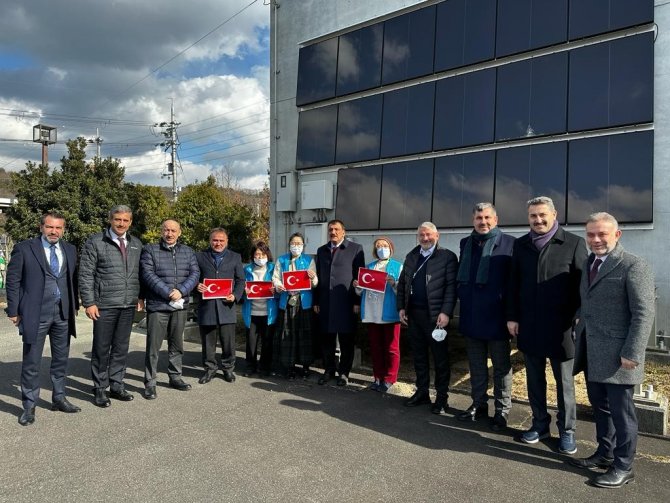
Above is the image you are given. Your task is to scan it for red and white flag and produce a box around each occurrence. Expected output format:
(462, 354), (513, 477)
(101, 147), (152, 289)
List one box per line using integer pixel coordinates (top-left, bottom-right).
(202, 278), (233, 299)
(246, 281), (274, 299)
(282, 270), (311, 291)
(357, 267), (387, 293)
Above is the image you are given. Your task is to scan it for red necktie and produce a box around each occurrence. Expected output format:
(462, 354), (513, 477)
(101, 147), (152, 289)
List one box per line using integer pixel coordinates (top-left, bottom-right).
(119, 237), (128, 263)
(588, 258), (602, 285)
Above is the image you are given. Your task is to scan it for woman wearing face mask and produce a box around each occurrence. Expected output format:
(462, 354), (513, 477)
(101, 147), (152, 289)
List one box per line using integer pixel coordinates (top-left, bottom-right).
(353, 237), (402, 393)
(242, 242), (278, 376)
(272, 232), (318, 379)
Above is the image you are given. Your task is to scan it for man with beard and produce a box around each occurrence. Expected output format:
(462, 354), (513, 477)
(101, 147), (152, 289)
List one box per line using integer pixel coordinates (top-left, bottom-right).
(397, 222), (458, 415)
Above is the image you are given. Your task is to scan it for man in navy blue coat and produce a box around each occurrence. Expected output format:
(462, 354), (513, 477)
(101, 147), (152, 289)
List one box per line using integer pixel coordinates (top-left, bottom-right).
(195, 227), (245, 384)
(5, 212), (81, 425)
(456, 203), (515, 430)
(140, 219), (200, 399)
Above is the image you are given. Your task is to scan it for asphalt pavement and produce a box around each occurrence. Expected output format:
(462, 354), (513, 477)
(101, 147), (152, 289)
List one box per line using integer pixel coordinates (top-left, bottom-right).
(0, 316), (669, 503)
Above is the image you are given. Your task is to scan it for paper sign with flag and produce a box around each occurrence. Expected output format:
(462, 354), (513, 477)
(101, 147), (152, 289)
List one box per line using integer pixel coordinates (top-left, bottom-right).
(202, 278), (233, 299)
(282, 270), (311, 291)
(246, 281), (274, 299)
(357, 267), (387, 293)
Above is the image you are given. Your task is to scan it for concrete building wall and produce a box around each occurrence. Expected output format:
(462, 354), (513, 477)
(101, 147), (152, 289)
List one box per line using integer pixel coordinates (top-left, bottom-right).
(269, 0), (670, 349)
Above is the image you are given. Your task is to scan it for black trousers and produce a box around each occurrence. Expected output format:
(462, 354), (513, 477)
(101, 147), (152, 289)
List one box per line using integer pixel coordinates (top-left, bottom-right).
(200, 323), (236, 372)
(407, 307), (450, 398)
(145, 310), (186, 386)
(246, 315), (274, 372)
(465, 337), (512, 413)
(21, 301), (71, 410)
(322, 331), (354, 377)
(587, 380), (637, 471)
(91, 307), (135, 391)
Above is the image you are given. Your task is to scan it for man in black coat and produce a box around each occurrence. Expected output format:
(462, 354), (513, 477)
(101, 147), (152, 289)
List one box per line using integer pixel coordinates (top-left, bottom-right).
(79, 205), (143, 407)
(397, 222), (458, 414)
(456, 203), (515, 430)
(314, 219), (365, 386)
(195, 227), (245, 384)
(5, 212), (81, 425)
(507, 196), (586, 454)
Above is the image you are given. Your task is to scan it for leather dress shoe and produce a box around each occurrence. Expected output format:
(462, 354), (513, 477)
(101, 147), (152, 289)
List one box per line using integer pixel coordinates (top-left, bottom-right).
(169, 378), (192, 391)
(431, 398), (449, 415)
(591, 466), (634, 488)
(18, 407), (36, 426)
(404, 391), (431, 407)
(199, 371), (216, 384)
(569, 453), (614, 470)
(52, 398), (81, 413)
(318, 372), (334, 385)
(489, 412), (508, 432)
(144, 386), (157, 400)
(109, 388), (134, 402)
(457, 404), (488, 422)
(223, 370), (236, 383)
(336, 375), (348, 386)
(94, 388), (111, 407)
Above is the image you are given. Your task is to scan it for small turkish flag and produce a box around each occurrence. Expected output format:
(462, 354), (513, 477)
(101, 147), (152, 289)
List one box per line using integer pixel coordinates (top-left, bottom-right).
(246, 281), (274, 299)
(282, 270), (311, 291)
(202, 278), (233, 299)
(357, 267), (387, 293)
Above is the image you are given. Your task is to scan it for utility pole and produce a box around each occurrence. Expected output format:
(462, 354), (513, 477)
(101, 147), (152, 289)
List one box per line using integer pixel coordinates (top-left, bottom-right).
(155, 101), (180, 202)
(87, 127), (103, 165)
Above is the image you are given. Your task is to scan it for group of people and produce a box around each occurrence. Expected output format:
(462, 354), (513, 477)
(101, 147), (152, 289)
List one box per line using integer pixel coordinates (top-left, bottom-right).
(5, 197), (655, 489)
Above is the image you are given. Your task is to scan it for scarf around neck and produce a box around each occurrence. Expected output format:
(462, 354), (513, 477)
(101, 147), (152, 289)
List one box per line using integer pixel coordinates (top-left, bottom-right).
(457, 227), (501, 285)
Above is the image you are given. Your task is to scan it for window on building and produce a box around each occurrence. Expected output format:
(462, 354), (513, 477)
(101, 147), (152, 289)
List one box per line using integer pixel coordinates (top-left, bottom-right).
(495, 143), (568, 226)
(381, 82), (435, 158)
(380, 159), (434, 229)
(335, 94), (383, 164)
(495, 52), (568, 141)
(496, 0), (568, 58)
(295, 105), (338, 169)
(435, 0), (496, 71)
(296, 37), (338, 106)
(569, 0), (653, 40)
(336, 166), (383, 230)
(382, 5), (436, 85)
(337, 23), (384, 97)
(433, 151), (495, 228)
(567, 131), (653, 224)
(434, 68), (496, 150)
(568, 33), (653, 132)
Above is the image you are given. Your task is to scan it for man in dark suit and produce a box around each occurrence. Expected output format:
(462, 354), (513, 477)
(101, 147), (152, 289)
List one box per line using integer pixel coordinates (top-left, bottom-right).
(570, 212), (655, 488)
(195, 227), (245, 384)
(456, 203), (515, 430)
(79, 205), (144, 407)
(314, 219), (365, 386)
(5, 212), (81, 425)
(397, 222), (458, 415)
(507, 196), (587, 454)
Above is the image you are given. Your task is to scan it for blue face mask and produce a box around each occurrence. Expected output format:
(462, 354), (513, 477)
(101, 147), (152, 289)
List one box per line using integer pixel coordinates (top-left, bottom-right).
(376, 247), (391, 259)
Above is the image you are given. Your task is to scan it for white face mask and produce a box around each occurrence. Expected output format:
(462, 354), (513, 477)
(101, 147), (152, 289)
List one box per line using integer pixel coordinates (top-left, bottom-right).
(376, 247), (391, 259)
(289, 244), (303, 256)
(254, 257), (268, 267)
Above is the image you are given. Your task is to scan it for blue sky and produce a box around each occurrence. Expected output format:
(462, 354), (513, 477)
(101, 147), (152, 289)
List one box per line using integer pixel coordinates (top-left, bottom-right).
(0, 0), (271, 190)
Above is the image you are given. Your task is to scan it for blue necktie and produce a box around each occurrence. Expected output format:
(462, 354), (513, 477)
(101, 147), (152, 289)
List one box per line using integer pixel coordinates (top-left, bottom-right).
(50, 244), (59, 275)
(50, 244), (61, 299)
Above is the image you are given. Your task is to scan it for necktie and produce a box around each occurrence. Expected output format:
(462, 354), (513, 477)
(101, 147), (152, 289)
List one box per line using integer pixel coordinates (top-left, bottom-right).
(50, 244), (59, 275)
(588, 258), (602, 285)
(119, 237), (127, 262)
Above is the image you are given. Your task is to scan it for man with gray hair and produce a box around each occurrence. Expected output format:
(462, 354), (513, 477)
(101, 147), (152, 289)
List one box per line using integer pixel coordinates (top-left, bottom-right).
(80, 205), (144, 407)
(507, 196), (587, 453)
(397, 222), (458, 414)
(456, 203), (515, 430)
(570, 212), (655, 488)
